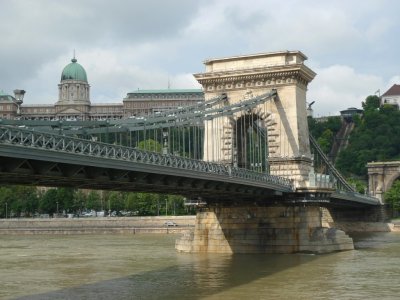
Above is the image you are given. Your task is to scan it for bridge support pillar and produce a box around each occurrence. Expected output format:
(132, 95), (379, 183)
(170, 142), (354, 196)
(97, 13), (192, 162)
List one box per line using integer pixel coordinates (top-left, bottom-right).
(176, 205), (354, 254)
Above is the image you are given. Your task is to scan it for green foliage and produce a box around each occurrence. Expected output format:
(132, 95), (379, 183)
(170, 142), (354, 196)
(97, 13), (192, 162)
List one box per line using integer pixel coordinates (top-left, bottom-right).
(336, 96), (400, 177)
(317, 129), (334, 154)
(56, 187), (76, 213)
(0, 186), (38, 217)
(137, 139), (162, 153)
(346, 178), (367, 194)
(86, 190), (102, 211)
(39, 189), (58, 214)
(362, 95), (380, 112)
(0, 183), (191, 217)
(107, 191), (125, 212)
(308, 116), (342, 154)
(384, 180), (400, 212)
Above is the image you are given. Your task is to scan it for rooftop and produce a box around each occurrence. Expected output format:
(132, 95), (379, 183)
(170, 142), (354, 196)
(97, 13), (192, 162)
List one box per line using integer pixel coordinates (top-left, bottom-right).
(382, 84), (400, 97)
(0, 90), (15, 102)
(128, 89), (203, 94)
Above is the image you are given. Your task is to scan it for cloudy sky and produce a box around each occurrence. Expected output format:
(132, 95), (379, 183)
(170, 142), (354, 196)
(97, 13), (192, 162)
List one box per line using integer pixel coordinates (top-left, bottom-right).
(1, 0), (399, 116)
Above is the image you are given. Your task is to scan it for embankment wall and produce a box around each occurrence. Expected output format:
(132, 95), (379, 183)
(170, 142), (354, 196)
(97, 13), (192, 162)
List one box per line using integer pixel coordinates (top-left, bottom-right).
(0, 216), (195, 235)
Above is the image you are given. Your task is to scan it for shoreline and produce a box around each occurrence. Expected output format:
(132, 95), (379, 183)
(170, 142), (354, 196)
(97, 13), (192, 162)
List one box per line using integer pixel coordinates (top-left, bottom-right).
(336, 221), (400, 233)
(0, 217), (399, 235)
(0, 216), (195, 235)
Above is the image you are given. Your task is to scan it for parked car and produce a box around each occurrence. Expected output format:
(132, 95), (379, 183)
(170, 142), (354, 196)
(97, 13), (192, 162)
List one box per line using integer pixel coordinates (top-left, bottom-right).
(164, 221), (178, 227)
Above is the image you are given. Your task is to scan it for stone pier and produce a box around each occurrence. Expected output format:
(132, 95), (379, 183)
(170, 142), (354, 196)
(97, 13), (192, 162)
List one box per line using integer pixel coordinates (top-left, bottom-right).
(176, 205), (354, 254)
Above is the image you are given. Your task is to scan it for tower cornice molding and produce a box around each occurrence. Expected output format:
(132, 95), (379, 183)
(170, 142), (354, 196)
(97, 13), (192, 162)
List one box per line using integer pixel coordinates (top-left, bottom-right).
(194, 63), (316, 85)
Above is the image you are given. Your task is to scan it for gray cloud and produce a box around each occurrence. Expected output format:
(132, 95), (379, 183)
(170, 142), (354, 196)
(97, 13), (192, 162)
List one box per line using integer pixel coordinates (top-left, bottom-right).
(1, 0), (400, 115)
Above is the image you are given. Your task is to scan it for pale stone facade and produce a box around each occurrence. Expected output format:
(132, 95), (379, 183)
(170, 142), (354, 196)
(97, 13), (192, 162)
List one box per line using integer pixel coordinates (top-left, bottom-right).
(176, 205), (354, 254)
(0, 91), (19, 119)
(123, 89), (204, 118)
(367, 161), (400, 203)
(194, 51), (316, 187)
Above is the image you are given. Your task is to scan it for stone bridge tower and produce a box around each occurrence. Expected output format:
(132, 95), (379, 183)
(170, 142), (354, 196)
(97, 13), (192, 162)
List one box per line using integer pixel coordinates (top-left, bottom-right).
(194, 51), (316, 187)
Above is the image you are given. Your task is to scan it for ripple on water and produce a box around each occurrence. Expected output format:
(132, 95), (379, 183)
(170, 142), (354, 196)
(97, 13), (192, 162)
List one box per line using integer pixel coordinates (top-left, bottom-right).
(0, 233), (400, 300)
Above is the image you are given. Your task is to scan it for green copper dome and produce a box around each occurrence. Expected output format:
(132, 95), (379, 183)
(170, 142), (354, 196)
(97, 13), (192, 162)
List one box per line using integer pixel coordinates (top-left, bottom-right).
(0, 90), (15, 102)
(61, 58), (88, 82)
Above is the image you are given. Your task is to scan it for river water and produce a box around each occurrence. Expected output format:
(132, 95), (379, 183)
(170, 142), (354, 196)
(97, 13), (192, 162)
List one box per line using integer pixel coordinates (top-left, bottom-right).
(1, 232), (400, 300)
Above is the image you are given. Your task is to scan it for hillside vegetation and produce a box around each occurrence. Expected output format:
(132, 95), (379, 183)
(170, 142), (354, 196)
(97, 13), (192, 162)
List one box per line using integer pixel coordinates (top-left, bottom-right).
(309, 96), (400, 178)
(335, 96), (400, 177)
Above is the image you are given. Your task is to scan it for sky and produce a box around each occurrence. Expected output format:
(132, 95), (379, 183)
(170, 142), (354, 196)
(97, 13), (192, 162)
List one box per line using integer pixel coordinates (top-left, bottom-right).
(1, 0), (399, 116)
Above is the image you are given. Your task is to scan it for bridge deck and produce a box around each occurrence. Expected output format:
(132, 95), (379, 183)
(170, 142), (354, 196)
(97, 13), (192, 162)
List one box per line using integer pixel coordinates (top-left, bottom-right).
(0, 125), (381, 207)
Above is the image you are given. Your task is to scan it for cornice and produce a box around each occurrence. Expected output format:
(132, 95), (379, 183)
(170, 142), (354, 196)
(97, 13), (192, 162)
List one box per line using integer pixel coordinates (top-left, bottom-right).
(194, 64), (316, 85)
(194, 64), (315, 92)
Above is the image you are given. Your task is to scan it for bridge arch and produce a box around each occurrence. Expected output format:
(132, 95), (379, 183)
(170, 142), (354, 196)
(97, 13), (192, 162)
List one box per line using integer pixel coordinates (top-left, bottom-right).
(367, 161), (400, 203)
(235, 112), (267, 171)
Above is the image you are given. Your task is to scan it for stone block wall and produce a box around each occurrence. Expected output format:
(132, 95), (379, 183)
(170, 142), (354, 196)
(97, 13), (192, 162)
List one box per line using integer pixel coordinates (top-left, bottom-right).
(176, 205), (354, 254)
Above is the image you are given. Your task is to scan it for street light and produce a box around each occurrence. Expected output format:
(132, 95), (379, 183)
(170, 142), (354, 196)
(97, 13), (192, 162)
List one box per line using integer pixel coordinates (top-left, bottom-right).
(56, 201), (59, 215)
(162, 129), (169, 155)
(13, 89), (25, 116)
(5, 201), (8, 219)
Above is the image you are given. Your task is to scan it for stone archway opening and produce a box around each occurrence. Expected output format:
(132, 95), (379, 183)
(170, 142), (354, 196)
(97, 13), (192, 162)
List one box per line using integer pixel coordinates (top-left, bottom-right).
(233, 113), (269, 173)
(367, 161), (400, 203)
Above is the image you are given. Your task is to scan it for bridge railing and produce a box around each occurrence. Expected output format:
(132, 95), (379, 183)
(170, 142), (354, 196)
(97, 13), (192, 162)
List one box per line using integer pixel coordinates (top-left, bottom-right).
(0, 125), (293, 190)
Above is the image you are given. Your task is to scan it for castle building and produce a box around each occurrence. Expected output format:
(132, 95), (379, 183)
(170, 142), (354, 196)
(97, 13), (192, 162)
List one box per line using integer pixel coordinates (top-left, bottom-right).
(0, 90), (19, 119)
(0, 57), (204, 120)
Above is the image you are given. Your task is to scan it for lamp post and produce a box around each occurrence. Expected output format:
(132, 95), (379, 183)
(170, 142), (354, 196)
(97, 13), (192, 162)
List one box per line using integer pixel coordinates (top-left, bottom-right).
(13, 89), (25, 116)
(5, 202), (7, 219)
(162, 129), (169, 155)
(56, 201), (59, 215)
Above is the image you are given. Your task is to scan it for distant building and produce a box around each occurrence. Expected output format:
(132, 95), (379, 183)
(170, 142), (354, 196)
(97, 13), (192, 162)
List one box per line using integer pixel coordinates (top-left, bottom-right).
(123, 89), (204, 117)
(340, 107), (363, 121)
(0, 57), (204, 120)
(381, 84), (400, 108)
(0, 90), (19, 119)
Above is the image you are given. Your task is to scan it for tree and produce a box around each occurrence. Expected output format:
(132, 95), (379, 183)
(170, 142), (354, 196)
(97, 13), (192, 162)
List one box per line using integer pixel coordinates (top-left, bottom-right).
(317, 129), (334, 154)
(75, 190), (87, 214)
(384, 179), (400, 213)
(39, 189), (58, 214)
(0, 186), (39, 217)
(137, 139), (162, 153)
(56, 187), (76, 213)
(308, 116), (342, 155)
(362, 95), (380, 112)
(336, 95), (400, 177)
(107, 191), (125, 213)
(86, 190), (102, 211)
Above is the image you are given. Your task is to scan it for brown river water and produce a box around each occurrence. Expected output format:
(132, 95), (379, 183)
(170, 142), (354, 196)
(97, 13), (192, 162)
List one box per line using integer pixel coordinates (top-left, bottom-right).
(0, 232), (400, 299)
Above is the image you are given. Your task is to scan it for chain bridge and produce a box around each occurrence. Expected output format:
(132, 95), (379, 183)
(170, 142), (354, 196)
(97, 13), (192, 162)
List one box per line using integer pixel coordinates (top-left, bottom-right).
(0, 51), (382, 254)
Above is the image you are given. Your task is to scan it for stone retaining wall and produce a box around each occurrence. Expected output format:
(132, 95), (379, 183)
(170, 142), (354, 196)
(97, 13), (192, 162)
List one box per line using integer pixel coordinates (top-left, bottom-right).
(0, 216), (195, 235)
(335, 222), (396, 232)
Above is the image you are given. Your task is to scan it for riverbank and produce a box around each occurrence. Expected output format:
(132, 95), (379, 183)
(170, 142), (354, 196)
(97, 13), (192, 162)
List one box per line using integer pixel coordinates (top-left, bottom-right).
(0, 217), (398, 235)
(0, 216), (195, 235)
(336, 221), (400, 232)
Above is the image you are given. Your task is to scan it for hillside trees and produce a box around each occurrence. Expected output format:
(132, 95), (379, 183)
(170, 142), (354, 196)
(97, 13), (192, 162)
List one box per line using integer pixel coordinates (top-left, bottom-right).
(336, 98), (400, 176)
(384, 179), (400, 213)
(308, 116), (342, 155)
